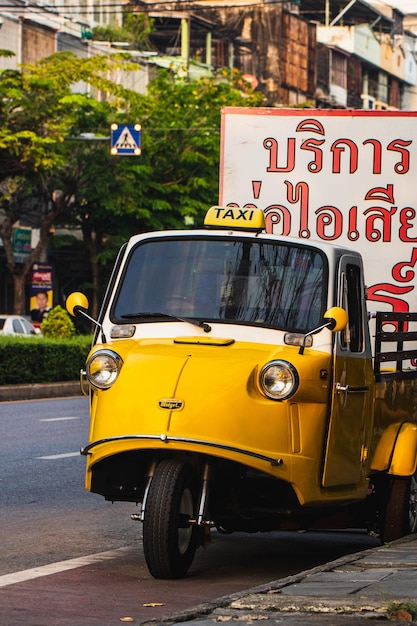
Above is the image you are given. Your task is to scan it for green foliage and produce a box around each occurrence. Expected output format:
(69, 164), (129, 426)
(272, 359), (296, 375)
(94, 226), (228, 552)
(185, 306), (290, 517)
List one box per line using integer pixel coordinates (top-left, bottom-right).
(0, 50), (266, 313)
(0, 52), (136, 185)
(0, 52), (135, 313)
(49, 65), (265, 306)
(41, 305), (76, 338)
(388, 601), (417, 620)
(124, 13), (154, 49)
(92, 24), (130, 43)
(0, 335), (92, 384)
(0, 55), (125, 178)
(86, 68), (266, 237)
(92, 13), (154, 49)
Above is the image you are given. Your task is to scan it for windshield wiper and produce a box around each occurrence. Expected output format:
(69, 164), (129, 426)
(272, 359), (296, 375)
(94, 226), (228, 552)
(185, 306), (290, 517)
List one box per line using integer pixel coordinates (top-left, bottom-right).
(120, 312), (211, 333)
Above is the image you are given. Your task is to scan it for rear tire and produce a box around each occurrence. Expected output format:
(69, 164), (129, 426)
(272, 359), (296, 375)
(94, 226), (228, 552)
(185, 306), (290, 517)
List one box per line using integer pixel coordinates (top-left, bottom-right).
(380, 470), (417, 543)
(143, 459), (198, 579)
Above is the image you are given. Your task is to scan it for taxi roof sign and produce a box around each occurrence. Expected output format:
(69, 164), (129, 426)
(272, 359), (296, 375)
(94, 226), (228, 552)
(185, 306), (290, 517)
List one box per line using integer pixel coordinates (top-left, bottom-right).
(204, 206), (266, 232)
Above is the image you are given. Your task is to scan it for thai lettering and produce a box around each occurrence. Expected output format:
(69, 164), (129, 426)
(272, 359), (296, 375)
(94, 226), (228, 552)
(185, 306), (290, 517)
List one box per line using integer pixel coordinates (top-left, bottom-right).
(392, 248), (417, 282)
(367, 283), (412, 313)
(300, 139), (325, 173)
(364, 207), (397, 242)
(264, 137), (296, 172)
(252, 181), (262, 200)
(296, 118), (325, 135)
(331, 139), (359, 174)
(265, 205), (291, 236)
(222, 111), (417, 321)
(363, 139), (382, 174)
(262, 122), (411, 175)
(348, 206), (359, 241)
(285, 180), (310, 238)
(399, 208), (417, 242)
(379, 249), (417, 328)
(315, 206), (343, 240)
(365, 184), (395, 204)
(367, 283), (413, 331)
(228, 186), (417, 246)
(387, 139), (411, 174)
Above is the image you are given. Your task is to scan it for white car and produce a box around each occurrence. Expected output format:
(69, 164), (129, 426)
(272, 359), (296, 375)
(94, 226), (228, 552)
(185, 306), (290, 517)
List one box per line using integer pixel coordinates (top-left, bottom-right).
(0, 315), (37, 336)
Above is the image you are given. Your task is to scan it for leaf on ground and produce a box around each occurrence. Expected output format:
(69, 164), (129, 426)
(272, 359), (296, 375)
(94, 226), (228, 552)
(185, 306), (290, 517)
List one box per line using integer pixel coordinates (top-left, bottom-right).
(391, 609), (413, 622)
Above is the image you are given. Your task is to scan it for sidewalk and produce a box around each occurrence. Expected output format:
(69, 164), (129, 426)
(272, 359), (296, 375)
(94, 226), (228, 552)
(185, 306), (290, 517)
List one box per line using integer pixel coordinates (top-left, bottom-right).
(142, 534), (417, 626)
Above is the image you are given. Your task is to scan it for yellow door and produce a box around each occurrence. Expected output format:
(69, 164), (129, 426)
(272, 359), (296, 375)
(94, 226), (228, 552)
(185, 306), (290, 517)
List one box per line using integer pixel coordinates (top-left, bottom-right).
(322, 256), (374, 488)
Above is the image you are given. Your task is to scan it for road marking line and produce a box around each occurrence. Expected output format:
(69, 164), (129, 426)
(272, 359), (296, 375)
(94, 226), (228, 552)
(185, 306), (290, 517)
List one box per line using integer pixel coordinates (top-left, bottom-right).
(40, 417), (81, 422)
(0, 547), (132, 588)
(36, 452), (80, 460)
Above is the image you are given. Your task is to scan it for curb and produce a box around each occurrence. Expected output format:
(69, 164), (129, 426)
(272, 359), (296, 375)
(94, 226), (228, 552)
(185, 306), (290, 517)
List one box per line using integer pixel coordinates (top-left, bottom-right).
(0, 381), (83, 402)
(138, 548), (375, 626)
(138, 534), (417, 626)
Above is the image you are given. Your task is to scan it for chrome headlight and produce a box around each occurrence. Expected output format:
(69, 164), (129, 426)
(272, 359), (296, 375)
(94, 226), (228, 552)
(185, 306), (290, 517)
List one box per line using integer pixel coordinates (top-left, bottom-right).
(86, 349), (123, 389)
(259, 360), (298, 400)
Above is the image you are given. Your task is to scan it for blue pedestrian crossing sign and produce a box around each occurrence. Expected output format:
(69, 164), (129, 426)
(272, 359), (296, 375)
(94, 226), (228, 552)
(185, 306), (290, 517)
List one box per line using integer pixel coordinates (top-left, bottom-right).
(110, 123), (142, 156)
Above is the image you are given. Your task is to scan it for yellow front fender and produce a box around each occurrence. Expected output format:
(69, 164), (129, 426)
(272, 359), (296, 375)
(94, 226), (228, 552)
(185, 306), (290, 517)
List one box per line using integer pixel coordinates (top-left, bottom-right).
(370, 422), (417, 476)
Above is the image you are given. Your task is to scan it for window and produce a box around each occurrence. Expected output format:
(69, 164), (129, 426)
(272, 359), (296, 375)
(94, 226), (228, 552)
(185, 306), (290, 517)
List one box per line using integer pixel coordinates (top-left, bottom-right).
(341, 264), (363, 353)
(331, 51), (347, 89)
(12, 319), (23, 334)
(112, 237), (327, 333)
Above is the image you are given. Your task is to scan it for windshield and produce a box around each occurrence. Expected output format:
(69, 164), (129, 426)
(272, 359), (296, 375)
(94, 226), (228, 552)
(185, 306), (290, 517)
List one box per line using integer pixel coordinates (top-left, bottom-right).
(112, 236), (327, 332)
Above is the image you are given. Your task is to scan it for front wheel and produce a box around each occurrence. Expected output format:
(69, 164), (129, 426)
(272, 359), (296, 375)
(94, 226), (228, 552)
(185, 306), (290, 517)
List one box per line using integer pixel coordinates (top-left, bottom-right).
(143, 459), (199, 579)
(380, 469), (417, 543)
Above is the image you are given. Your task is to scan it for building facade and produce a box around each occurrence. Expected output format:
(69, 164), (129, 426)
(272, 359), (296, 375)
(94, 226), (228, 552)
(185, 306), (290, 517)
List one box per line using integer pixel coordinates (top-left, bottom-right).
(1, 0), (416, 109)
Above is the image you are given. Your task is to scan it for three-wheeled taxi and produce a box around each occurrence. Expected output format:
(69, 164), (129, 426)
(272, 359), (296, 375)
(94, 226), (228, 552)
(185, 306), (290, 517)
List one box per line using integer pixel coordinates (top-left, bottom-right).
(67, 206), (417, 579)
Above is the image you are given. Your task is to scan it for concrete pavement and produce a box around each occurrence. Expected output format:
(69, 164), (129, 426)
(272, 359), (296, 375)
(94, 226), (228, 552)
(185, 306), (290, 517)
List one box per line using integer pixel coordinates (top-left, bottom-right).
(142, 534), (417, 625)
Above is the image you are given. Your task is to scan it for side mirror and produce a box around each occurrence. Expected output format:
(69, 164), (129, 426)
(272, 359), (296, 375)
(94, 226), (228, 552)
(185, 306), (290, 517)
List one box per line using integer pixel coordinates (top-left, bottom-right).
(299, 306), (348, 355)
(323, 307), (348, 332)
(66, 292), (106, 343)
(66, 292), (90, 317)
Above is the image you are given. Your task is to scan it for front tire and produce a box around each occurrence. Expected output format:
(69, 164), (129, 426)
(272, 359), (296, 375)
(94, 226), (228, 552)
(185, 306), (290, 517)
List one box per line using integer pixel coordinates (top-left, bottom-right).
(380, 469), (417, 543)
(143, 459), (198, 579)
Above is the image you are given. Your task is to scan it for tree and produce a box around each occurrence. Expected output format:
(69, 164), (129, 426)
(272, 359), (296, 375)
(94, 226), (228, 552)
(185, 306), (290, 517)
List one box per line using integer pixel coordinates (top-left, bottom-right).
(41, 305), (75, 338)
(0, 51), (134, 314)
(50, 68), (265, 317)
(0, 50), (265, 316)
(122, 69), (265, 229)
(68, 71), (264, 300)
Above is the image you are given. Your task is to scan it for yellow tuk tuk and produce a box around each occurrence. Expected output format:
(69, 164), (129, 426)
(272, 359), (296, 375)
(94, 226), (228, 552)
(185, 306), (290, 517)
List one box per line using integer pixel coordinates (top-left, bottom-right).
(67, 206), (417, 579)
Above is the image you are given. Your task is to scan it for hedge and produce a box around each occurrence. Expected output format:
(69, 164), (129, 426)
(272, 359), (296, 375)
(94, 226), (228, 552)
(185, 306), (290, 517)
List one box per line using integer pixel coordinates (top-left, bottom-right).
(0, 335), (93, 385)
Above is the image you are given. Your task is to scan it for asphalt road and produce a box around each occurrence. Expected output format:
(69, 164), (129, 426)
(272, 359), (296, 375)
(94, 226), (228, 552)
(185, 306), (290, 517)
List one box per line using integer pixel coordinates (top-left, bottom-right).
(0, 396), (140, 574)
(0, 397), (380, 625)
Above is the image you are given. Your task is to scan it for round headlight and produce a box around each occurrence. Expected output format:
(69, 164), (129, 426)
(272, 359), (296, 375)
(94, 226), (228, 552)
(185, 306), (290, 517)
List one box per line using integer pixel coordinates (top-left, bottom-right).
(259, 360), (298, 400)
(87, 350), (123, 389)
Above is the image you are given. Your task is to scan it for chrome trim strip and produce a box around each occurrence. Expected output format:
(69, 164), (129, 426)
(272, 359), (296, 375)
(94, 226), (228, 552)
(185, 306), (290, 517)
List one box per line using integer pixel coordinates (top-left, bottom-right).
(81, 434), (283, 466)
(79, 369), (89, 397)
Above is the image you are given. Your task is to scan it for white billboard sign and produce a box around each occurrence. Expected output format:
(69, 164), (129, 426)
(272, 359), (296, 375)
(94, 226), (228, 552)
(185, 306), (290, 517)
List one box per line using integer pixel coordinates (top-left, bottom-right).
(219, 107), (417, 314)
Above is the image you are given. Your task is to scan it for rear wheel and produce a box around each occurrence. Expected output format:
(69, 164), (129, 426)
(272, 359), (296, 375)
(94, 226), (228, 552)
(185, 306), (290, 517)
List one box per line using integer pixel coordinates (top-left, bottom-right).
(380, 469), (417, 543)
(143, 459), (198, 579)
